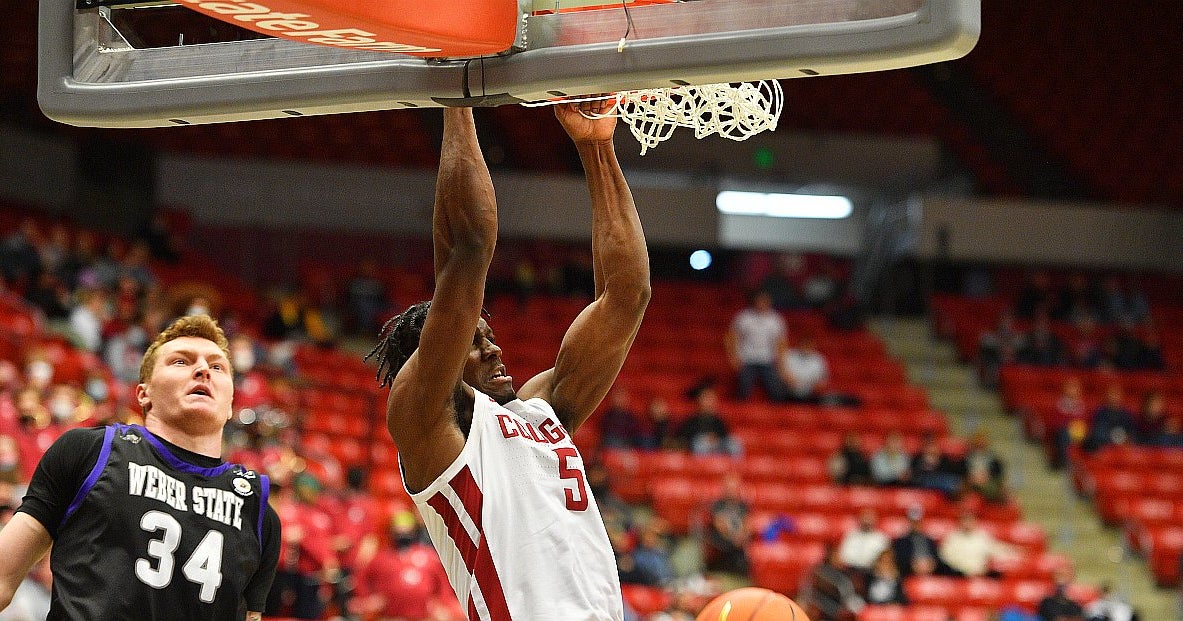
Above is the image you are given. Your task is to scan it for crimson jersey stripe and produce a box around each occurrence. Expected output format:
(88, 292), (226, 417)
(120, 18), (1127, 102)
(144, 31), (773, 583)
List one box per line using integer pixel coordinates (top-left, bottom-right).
(452, 467), (512, 620)
(429, 466), (512, 621)
(426, 492), (479, 571)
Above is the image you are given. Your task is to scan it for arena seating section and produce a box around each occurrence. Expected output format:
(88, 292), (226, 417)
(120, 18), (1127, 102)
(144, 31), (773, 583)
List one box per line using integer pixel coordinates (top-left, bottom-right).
(930, 274), (1183, 590)
(5, 2), (1183, 616)
(0, 210), (1123, 620)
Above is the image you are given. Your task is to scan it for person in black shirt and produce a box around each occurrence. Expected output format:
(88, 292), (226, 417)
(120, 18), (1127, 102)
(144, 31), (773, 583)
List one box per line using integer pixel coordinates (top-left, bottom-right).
(0, 314), (281, 620)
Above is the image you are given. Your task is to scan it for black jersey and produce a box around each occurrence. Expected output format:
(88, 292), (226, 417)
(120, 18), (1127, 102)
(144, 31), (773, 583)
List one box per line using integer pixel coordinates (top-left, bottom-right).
(17, 424), (280, 621)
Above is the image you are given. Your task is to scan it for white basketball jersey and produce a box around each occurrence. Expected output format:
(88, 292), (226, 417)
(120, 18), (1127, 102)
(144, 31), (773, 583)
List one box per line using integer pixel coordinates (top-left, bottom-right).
(408, 391), (624, 621)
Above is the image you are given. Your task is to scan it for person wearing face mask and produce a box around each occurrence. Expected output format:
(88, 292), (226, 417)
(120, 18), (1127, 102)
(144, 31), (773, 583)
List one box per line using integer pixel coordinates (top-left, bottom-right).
(45, 385), (80, 427)
(229, 334), (271, 410)
(351, 510), (464, 621)
(22, 360), (52, 397)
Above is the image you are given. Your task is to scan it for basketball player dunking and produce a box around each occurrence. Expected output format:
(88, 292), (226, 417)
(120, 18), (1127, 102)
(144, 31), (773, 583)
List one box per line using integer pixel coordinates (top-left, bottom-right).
(366, 104), (650, 620)
(0, 315), (280, 620)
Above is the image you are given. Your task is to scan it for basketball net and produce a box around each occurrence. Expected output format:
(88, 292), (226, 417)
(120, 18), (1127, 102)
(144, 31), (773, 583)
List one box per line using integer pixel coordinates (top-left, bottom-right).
(524, 80), (783, 155)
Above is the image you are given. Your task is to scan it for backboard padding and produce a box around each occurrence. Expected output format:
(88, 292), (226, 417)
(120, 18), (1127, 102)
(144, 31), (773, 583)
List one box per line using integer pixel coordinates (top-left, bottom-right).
(38, 0), (979, 127)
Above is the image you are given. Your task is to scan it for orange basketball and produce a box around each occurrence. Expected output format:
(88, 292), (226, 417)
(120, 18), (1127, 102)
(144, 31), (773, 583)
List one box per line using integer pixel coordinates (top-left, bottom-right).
(695, 587), (810, 621)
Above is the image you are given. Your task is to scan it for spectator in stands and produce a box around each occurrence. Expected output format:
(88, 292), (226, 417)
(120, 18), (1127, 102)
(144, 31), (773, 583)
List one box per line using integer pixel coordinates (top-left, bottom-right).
(803, 259), (843, 310)
(1083, 582), (1138, 621)
(104, 305), (166, 384)
(1099, 276), (1148, 326)
(963, 432), (1007, 504)
(725, 290), (788, 401)
(1142, 413), (1183, 449)
(1037, 568), (1085, 621)
(1047, 377), (1089, 469)
(678, 386), (741, 456)
(585, 457), (632, 532)
(870, 432), (912, 486)
(862, 549), (907, 606)
(118, 240), (156, 292)
(703, 473), (750, 577)
(1053, 272), (1101, 323)
(640, 396), (678, 451)
(1106, 322), (1149, 371)
(1, 219), (42, 291)
(1083, 384), (1137, 453)
(267, 473), (341, 620)
(59, 229), (98, 290)
(979, 310), (1025, 388)
(911, 435), (962, 499)
(24, 272), (70, 322)
(82, 237), (125, 292)
(14, 388), (48, 432)
(45, 384), (80, 427)
(779, 334), (829, 404)
(891, 505), (957, 578)
(36, 224), (70, 282)
(937, 510), (1016, 578)
(829, 432), (872, 486)
(1067, 316), (1105, 369)
(351, 509), (464, 621)
(22, 357), (51, 398)
(623, 519), (675, 588)
(263, 288), (334, 345)
(803, 544), (864, 621)
(1016, 314), (1066, 367)
(1015, 270), (1053, 320)
(837, 508), (890, 573)
(599, 388), (645, 449)
(1135, 326), (1165, 371)
(1129, 390), (1169, 444)
(343, 259), (389, 336)
(759, 254), (805, 311)
(68, 288), (108, 353)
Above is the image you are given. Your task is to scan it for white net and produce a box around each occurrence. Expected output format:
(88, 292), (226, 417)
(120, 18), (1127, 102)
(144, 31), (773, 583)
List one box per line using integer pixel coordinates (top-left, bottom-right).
(524, 80), (784, 155)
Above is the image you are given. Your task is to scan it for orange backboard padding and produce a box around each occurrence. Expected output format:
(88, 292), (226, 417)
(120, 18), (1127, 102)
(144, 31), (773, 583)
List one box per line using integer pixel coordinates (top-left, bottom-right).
(178, 0), (517, 56)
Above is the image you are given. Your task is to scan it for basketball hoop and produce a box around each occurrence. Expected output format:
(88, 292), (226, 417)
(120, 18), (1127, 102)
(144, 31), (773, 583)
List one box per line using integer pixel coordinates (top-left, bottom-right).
(524, 80), (784, 155)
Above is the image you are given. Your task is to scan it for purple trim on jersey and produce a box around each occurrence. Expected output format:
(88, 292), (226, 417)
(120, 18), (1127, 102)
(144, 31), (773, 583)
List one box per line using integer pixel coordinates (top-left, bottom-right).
(131, 424), (235, 477)
(257, 474), (270, 552)
(61, 425), (116, 527)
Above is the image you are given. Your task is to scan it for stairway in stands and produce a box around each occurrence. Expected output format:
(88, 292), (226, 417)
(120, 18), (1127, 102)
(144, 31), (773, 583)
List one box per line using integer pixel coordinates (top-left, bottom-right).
(872, 316), (1181, 620)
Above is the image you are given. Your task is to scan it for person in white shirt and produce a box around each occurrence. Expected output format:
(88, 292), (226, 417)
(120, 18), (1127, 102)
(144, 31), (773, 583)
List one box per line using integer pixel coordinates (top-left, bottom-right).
(367, 105), (650, 621)
(779, 335), (829, 403)
(837, 508), (889, 572)
(937, 510), (1017, 577)
(1084, 582), (1137, 621)
(726, 290), (788, 401)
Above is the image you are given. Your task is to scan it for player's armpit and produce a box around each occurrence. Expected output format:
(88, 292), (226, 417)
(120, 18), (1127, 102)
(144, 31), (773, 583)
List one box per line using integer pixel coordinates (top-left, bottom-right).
(245, 612), (262, 621)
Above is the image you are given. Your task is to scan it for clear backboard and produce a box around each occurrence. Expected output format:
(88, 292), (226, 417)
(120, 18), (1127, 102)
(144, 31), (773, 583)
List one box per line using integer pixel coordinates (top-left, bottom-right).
(39, 0), (979, 128)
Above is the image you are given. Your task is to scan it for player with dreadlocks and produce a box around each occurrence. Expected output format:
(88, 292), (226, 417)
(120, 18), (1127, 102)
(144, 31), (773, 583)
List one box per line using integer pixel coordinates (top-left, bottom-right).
(367, 104), (649, 620)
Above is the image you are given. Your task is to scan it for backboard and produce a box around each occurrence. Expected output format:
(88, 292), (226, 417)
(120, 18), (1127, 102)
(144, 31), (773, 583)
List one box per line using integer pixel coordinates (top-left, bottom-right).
(38, 0), (979, 128)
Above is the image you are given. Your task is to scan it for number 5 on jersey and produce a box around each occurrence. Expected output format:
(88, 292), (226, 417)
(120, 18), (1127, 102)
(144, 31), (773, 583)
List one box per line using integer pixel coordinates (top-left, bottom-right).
(553, 447), (589, 511)
(136, 510), (225, 603)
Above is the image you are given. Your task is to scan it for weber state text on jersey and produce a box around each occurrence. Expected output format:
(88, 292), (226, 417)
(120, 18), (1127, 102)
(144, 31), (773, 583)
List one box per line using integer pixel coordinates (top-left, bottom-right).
(46, 424), (274, 620)
(408, 392), (624, 621)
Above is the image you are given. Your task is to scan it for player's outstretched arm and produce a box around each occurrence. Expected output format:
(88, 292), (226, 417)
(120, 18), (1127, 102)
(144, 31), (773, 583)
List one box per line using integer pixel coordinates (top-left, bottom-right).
(386, 107), (497, 492)
(0, 513), (52, 611)
(519, 101), (651, 433)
